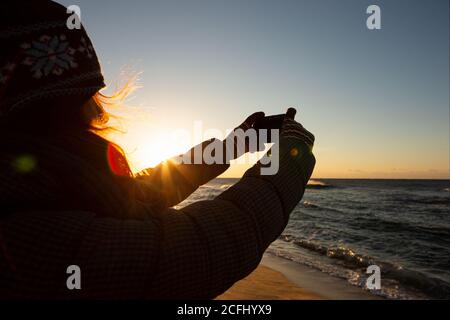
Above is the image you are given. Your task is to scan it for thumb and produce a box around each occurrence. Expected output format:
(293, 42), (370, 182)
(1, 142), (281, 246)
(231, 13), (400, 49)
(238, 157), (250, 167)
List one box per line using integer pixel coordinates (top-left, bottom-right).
(286, 107), (297, 120)
(242, 111), (265, 127)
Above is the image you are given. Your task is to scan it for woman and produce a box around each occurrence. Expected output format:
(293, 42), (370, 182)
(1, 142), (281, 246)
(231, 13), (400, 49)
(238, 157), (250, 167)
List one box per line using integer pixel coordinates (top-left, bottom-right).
(0, 1), (315, 299)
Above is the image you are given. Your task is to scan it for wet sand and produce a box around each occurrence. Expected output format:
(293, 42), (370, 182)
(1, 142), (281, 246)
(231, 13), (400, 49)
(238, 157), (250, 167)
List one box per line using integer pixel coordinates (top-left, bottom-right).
(217, 254), (379, 300)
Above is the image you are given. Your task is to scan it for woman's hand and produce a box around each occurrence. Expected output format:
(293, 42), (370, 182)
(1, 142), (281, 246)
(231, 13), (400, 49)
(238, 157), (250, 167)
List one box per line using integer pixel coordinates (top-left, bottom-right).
(281, 108), (315, 148)
(223, 112), (265, 162)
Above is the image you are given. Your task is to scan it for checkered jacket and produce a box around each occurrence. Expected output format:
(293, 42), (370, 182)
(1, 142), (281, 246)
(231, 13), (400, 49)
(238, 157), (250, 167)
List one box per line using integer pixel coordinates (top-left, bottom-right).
(0, 134), (315, 299)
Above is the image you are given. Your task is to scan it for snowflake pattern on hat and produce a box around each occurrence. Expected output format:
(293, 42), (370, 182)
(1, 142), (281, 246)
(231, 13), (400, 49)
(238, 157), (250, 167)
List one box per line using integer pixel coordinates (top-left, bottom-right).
(0, 63), (16, 84)
(21, 34), (78, 79)
(78, 37), (95, 59)
(0, 0), (105, 116)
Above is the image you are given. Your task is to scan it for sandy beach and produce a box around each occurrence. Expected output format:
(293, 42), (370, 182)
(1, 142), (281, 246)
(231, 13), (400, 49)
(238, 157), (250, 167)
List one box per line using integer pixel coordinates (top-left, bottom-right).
(217, 264), (323, 300)
(217, 254), (379, 300)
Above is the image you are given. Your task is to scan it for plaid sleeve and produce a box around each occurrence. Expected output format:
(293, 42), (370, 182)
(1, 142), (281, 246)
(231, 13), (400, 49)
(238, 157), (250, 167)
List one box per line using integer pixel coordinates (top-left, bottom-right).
(148, 138), (315, 298)
(0, 210), (163, 299)
(134, 138), (229, 207)
(0, 138), (314, 299)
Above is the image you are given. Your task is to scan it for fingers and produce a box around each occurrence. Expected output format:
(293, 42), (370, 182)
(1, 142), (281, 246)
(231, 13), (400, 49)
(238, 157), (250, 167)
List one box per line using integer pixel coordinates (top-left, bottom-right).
(282, 107), (314, 147)
(240, 111), (265, 129)
(282, 118), (315, 147)
(285, 107), (296, 120)
(245, 111), (265, 125)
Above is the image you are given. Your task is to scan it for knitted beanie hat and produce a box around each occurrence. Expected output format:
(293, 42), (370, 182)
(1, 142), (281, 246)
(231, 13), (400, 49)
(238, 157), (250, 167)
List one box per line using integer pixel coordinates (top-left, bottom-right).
(0, 1), (105, 117)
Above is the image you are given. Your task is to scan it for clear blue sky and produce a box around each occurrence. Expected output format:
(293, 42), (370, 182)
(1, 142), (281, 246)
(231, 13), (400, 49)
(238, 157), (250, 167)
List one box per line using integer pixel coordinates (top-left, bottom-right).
(57, 0), (449, 178)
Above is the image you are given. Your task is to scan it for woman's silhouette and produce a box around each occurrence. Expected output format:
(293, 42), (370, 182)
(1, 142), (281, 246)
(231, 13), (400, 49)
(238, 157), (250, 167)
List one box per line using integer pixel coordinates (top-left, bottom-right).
(0, 1), (315, 298)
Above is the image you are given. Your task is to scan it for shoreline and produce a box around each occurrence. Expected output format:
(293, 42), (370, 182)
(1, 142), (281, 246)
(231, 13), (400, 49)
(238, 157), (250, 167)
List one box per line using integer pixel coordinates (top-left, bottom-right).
(217, 253), (380, 300)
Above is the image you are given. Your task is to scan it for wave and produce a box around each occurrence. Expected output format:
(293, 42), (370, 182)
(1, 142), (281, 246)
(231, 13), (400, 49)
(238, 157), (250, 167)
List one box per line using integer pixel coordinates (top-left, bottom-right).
(276, 237), (450, 299)
(344, 215), (450, 239)
(290, 238), (374, 267)
(302, 201), (319, 209)
(306, 180), (335, 189)
(403, 197), (450, 206)
(299, 201), (344, 213)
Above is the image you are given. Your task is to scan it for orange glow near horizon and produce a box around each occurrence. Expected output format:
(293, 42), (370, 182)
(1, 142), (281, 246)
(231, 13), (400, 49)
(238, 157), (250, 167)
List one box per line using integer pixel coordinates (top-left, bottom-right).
(106, 127), (191, 173)
(105, 127), (450, 180)
(102, 107), (449, 180)
(101, 108), (194, 173)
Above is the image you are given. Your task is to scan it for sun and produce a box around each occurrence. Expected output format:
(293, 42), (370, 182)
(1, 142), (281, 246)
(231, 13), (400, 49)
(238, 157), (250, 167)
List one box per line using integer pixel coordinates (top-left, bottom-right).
(104, 118), (192, 174)
(127, 137), (188, 172)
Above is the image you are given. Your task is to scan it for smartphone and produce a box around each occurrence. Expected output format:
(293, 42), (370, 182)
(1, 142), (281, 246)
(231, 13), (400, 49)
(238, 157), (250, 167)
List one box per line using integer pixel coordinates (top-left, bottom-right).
(253, 114), (285, 143)
(253, 114), (285, 130)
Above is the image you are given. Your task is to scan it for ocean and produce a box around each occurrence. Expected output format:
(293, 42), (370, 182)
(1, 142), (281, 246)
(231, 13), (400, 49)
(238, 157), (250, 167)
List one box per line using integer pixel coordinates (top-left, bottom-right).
(178, 178), (450, 299)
